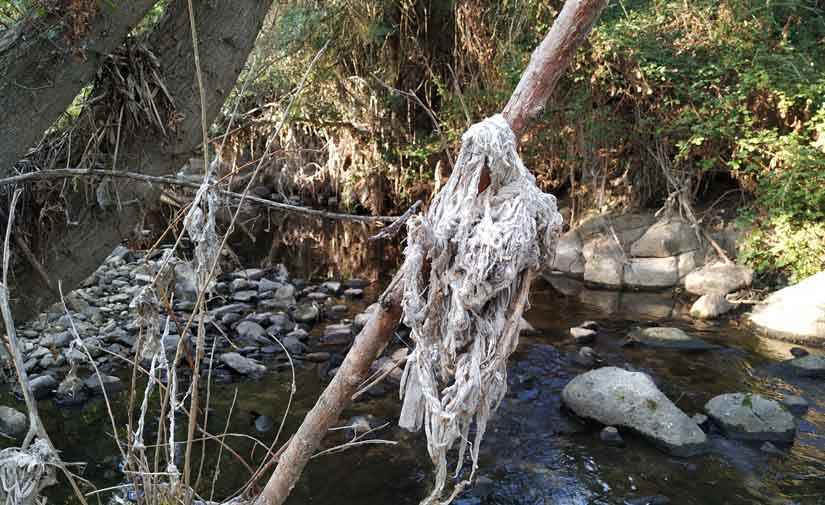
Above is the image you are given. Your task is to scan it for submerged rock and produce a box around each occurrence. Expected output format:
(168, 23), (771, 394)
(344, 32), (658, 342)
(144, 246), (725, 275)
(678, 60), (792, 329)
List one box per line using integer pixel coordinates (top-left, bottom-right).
(624, 327), (719, 350)
(562, 367), (707, 456)
(291, 304), (319, 324)
(690, 294), (733, 319)
(781, 395), (809, 415)
(220, 353), (266, 377)
(781, 355), (825, 378)
(704, 393), (796, 442)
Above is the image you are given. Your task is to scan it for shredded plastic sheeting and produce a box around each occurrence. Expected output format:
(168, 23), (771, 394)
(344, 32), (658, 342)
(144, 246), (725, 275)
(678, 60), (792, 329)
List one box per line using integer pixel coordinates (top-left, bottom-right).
(398, 114), (562, 505)
(0, 439), (57, 505)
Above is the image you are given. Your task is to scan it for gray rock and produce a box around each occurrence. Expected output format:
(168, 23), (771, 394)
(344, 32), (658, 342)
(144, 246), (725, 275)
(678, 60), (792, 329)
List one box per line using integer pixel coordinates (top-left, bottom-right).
(704, 393), (796, 442)
(321, 281), (342, 295)
(220, 353), (266, 376)
(292, 304), (319, 324)
(221, 312), (242, 325)
(39, 353), (66, 369)
(570, 327), (596, 344)
(600, 426), (624, 446)
(83, 374), (124, 395)
(306, 292), (329, 301)
(781, 355), (825, 378)
(258, 278), (282, 292)
(233, 268), (266, 281)
(56, 373), (88, 405)
(0, 406), (27, 438)
(236, 321), (266, 339)
(280, 336), (305, 355)
(231, 278), (254, 292)
(286, 328), (309, 341)
(550, 231), (585, 275)
(749, 271), (825, 344)
(343, 288), (364, 298)
(623, 257), (679, 288)
(691, 413), (709, 429)
(684, 262), (753, 296)
(174, 261), (199, 301)
(781, 395), (809, 415)
(629, 219), (700, 258)
(322, 324), (353, 345)
(563, 367), (706, 456)
(573, 347), (599, 367)
(790, 347), (809, 358)
(41, 332), (71, 348)
(232, 290), (258, 303)
(690, 294), (733, 319)
(268, 313), (295, 333)
(211, 303), (254, 317)
(583, 238), (624, 287)
(624, 327), (719, 351)
(344, 279), (370, 289)
(29, 375), (58, 399)
(626, 496), (671, 505)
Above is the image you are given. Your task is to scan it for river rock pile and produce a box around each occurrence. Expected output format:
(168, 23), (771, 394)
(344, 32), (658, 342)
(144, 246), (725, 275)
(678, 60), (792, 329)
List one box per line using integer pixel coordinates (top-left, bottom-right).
(6, 245), (375, 404)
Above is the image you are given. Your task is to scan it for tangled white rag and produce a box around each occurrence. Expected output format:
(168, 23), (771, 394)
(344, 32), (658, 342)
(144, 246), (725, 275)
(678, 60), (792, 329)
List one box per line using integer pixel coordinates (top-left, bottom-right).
(398, 114), (562, 504)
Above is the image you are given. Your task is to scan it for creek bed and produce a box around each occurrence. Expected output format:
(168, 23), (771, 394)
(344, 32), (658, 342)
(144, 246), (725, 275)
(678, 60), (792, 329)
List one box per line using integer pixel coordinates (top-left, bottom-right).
(3, 220), (824, 505)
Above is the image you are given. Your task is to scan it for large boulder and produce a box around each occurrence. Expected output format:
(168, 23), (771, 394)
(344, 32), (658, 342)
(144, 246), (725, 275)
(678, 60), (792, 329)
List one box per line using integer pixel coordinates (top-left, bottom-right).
(562, 367), (707, 456)
(623, 257), (679, 288)
(704, 393), (796, 442)
(684, 262), (753, 296)
(624, 327), (719, 350)
(749, 272), (825, 344)
(629, 219), (700, 258)
(583, 238), (624, 287)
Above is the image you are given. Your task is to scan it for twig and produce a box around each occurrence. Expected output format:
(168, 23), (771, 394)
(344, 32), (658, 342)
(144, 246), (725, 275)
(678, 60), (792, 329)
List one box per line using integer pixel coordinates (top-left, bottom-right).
(368, 200), (421, 241)
(0, 168), (397, 223)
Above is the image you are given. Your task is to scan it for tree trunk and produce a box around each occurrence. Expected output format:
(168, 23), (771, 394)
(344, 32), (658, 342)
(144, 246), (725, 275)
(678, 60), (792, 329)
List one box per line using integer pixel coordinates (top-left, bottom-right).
(252, 1), (608, 504)
(6, 0), (272, 319)
(0, 1), (158, 178)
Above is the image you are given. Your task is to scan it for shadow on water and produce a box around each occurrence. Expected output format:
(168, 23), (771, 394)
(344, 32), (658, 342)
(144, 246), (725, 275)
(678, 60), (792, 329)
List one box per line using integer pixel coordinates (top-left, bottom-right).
(8, 218), (825, 505)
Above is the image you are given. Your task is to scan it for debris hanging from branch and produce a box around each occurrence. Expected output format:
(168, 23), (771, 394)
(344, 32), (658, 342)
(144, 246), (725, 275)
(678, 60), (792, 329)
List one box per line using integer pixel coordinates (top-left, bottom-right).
(398, 114), (563, 505)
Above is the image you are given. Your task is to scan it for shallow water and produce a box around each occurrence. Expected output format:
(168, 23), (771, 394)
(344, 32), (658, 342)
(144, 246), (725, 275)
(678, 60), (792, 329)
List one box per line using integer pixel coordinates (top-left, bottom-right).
(8, 221), (825, 505)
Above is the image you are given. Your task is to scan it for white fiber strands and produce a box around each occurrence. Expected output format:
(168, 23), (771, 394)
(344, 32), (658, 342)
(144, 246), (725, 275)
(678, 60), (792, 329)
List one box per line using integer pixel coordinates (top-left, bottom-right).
(398, 114), (562, 505)
(0, 439), (57, 505)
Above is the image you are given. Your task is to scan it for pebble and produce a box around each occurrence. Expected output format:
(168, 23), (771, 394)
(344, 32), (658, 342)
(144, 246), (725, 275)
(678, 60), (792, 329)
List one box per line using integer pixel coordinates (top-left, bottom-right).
(570, 326), (596, 344)
(600, 426), (624, 446)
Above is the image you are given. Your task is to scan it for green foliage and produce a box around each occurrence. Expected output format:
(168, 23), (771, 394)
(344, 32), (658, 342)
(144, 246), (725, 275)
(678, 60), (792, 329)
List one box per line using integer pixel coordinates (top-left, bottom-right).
(236, 0), (825, 280)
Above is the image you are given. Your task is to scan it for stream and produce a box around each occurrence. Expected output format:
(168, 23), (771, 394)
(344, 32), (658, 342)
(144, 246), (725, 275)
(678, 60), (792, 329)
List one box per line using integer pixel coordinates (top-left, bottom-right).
(5, 217), (824, 505)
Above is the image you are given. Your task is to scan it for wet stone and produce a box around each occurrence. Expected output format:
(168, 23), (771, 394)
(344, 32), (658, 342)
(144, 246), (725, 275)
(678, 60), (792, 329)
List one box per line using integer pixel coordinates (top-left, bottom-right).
(291, 304), (320, 324)
(236, 321), (266, 339)
(624, 327), (719, 351)
(232, 290), (258, 303)
(321, 281), (342, 294)
(303, 352), (331, 363)
(790, 347), (810, 358)
(29, 375), (58, 400)
(221, 312), (242, 325)
(211, 303), (254, 317)
(233, 268), (266, 281)
(343, 288), (364, 298)
(705, 393), (796, 442)
(344, 279), (370, 289)
(781, 395), (809, 415)
(570, 327), (596, 344)
(600, 426), (624, 446)
(306, 292), (329, 302)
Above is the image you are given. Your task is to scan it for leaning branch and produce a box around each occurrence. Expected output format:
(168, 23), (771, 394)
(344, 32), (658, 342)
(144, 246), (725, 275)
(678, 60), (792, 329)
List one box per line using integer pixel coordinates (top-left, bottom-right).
(0, 168), (398, 224)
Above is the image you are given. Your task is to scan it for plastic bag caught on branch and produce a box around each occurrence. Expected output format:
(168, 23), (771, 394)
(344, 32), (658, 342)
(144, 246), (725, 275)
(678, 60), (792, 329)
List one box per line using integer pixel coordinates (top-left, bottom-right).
(398, 114), (563, 505)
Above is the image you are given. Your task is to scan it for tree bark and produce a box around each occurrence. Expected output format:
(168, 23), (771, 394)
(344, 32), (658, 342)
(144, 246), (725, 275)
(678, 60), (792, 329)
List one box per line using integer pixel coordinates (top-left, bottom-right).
(7, 0), (272, 319)
(0, 1), (158, 178)
(502, 0), (608, 135)
(252, 1), (608, 504)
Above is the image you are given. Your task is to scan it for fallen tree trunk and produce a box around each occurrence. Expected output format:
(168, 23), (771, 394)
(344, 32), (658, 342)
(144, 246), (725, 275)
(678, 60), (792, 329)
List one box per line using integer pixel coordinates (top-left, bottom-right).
(6, 0), (272, 320)
(252, 1), (608, 504)
(0, 1), (158, 178)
